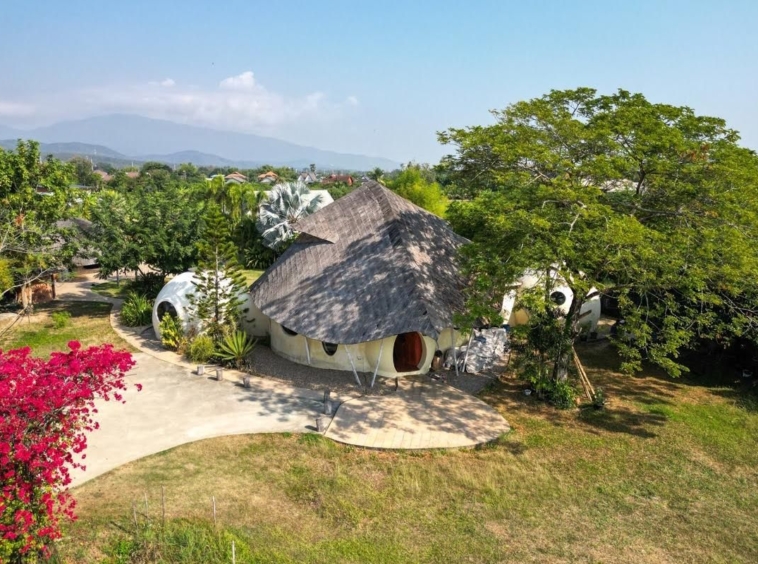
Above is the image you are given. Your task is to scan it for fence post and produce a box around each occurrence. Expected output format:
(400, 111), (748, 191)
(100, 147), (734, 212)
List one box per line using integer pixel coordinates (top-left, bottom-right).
(161, 486), (166, 527)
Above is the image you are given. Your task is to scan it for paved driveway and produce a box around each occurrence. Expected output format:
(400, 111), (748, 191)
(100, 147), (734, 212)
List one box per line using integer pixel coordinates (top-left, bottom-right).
(71, 353), (324, 487)
(325, 378), (510, 449)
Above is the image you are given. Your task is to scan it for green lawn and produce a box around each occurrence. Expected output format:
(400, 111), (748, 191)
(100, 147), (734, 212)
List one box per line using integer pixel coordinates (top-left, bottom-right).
(241, 269), (264, 285)
(90, 280), (136, 299)
(59, 343), (758, 563)
(0, 301), (133, 358)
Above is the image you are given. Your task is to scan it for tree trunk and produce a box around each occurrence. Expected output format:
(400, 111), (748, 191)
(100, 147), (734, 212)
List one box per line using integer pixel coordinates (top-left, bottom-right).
(553, 289), (583, 381)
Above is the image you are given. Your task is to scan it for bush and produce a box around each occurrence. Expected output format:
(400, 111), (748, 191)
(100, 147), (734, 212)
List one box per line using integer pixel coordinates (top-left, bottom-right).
(159, 314), (184, 351)
(132, 273), (165, 300)
(216, 330), (256, 368)
(548, 379), (577, 409)
(51, 311), (71, 329)
(188, 334), (216, 363)
(120, 293), (152, 327)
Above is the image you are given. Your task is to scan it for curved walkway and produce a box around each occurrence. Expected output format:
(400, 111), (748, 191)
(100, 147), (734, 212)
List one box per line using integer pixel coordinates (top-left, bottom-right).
(58, 271), (510, 484)
(326, 379), (510, 449)
(69, 353), (325, 487)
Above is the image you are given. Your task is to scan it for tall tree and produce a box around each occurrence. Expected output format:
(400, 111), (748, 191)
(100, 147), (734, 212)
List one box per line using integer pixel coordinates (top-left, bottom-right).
(189, 206), (248, 341)
(440, 88), (758, 378)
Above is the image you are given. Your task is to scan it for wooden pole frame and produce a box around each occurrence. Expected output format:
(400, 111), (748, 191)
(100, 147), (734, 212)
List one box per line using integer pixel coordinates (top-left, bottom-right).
(370, 339), (384, 388)
(345, 345), (362, 386)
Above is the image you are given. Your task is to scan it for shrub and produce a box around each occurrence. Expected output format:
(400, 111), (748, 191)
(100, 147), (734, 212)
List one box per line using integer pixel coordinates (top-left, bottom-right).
(51, 311), (71, 329)
(120, 293), (152, 327)
(132, 273), (165, 300)
(159, 314), (184, 351)
(548, 379), (577, 409)
(216, 330), (256, 368)
(188, 334), (216, 363)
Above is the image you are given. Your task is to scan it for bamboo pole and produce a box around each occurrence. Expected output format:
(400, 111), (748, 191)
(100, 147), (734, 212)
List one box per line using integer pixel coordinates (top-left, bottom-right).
(304, 338), (311, 365)
(370, 339), (384, 388)
(345, 346), (362, 386)
(462, 330), (474, 372)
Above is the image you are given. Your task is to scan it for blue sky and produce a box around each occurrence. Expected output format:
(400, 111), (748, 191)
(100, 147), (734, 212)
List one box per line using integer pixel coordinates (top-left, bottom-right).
(1, 0), (757, 162)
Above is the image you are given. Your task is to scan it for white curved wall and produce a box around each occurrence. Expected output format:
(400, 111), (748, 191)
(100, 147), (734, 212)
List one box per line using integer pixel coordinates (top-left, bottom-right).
(266, 320), (457, 379)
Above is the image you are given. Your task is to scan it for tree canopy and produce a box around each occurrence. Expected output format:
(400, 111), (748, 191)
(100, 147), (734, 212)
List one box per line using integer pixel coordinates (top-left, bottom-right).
(386, 166), (449, 217)
(440, 88), (758, 377)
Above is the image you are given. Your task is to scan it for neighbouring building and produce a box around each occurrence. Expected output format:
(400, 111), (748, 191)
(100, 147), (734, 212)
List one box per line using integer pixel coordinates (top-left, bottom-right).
(321, 174), (354, 186)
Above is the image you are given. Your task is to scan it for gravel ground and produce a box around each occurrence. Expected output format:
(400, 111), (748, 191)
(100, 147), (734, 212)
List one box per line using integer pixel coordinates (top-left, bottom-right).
(247, 345), (397, 397)
(247, 344), (499, 398)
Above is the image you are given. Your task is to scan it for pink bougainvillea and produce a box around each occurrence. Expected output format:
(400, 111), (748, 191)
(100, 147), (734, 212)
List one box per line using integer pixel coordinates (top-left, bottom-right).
(0, 341), (136, 560)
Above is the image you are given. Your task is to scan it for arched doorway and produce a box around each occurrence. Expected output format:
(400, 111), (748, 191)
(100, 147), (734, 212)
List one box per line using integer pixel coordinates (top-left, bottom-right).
(393, 332), (424, 372)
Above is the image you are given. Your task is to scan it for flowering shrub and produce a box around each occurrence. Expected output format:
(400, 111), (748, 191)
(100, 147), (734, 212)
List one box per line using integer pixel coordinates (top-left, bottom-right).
(0, 341), (136, 561)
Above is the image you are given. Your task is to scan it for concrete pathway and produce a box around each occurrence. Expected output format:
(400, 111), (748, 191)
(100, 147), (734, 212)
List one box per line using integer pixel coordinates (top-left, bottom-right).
(325, 378), (510, 449)
(70, 353), (325, 487)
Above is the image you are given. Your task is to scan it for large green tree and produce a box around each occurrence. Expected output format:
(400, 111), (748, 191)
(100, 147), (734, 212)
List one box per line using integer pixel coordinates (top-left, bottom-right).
(440, 88), (758, 378)
(0, 141), (80, 303)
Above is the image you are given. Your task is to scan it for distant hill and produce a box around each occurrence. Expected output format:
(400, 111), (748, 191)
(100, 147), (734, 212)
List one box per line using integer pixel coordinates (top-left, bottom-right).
(0, 114), (399, 170)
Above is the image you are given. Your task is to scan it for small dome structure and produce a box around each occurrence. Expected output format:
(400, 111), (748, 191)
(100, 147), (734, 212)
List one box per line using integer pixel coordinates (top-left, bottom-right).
(152, 271), (200, 339)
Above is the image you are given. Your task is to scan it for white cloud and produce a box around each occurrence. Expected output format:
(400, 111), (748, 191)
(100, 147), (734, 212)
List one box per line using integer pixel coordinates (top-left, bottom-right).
(346, 95), (359, 106)
(0, 101), (35, 117)
(160, 78), (175, 87)
(219, 71), (256, 91)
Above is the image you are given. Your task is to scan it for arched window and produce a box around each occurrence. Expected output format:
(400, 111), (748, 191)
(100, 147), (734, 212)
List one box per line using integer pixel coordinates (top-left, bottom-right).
(282, 325), (298, 336)
(550, 291), (567, 306)
(322, 342), (338, 356)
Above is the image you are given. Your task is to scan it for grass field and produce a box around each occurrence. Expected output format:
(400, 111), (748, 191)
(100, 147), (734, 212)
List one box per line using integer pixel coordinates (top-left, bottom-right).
(58, 342), (758, 563)
(241, 269), (264, 285)
(0, 301), (132, 358)
(90, 280), (136, 300)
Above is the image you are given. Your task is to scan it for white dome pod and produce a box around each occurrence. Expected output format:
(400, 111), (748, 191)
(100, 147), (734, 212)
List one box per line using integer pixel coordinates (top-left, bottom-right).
(500, 269), (601, 333)
(152, 271), (201, 340)
(152, 271), (266, 340)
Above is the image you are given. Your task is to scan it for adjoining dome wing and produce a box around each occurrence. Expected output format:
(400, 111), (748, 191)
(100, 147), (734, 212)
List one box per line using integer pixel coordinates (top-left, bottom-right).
(250, 181), (468, 344)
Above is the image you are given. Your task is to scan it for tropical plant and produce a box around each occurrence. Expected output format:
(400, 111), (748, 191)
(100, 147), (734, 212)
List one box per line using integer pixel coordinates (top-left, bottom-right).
(256, 181), (323, 250)
(188, 334), (216, 363)
(367, 167), (384, 181)
(0, 342), (136, 561)
(188, 206), (249, 342)
(216, 330), (256, 368)
(159, 314), (184, 351)
(120, 293), (152, 327)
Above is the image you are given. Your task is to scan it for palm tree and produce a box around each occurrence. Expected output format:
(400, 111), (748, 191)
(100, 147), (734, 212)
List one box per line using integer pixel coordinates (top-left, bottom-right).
(256, 181), (323, 250)
(367, 167), (384, 182)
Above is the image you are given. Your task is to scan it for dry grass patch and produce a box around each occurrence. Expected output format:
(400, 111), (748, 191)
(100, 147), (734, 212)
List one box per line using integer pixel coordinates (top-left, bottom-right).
(0, 301), (133, 358)
(58, 343), (758, 563)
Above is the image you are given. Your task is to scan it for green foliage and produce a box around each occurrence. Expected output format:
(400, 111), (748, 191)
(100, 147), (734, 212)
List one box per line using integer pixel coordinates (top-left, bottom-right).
(189, 205), (248, 342)
(326, 181), (356, 200)
(131, 272), (165, 300)
(441, 88), (758, 377)
(0, 141), (81, 300)
(50, 311), (71, 329)
(159, 314), (184, 351)
(88, 183), (202, 279)
(387, 166), (449, 216)
(256, 181), (323, 250)
(120, 293), (153, 327)
(216, 330), (256, 368)
(188, 334), (216, 363)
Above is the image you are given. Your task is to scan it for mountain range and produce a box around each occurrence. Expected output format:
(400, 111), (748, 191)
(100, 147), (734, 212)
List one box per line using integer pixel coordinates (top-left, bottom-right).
(0, 114), (400, 170)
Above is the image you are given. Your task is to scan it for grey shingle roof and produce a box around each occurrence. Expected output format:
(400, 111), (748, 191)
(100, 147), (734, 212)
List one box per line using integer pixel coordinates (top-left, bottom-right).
(249, 181), (468, 344)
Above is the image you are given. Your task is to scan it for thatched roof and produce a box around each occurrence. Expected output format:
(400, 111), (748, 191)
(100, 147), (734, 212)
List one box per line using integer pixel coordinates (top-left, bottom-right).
(249, 181), (468, 345)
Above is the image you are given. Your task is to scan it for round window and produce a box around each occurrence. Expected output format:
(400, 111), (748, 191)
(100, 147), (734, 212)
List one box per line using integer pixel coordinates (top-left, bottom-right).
(550, 291), (567, 306)
(322, 342), (338, 356)
(282, 325), (298, 336)
(156, 301), (178, 320)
